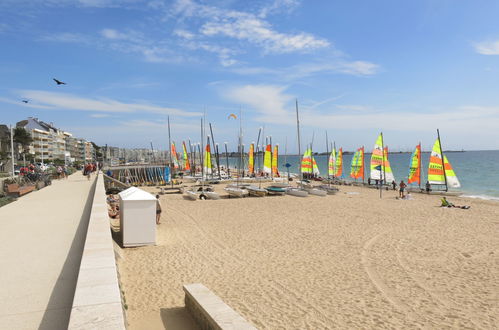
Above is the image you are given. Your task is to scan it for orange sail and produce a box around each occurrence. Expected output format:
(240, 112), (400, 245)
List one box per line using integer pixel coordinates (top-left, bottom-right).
(182, 141), (191, 171)
(272, 145), (279, 177)
(407, 143), (421, 185)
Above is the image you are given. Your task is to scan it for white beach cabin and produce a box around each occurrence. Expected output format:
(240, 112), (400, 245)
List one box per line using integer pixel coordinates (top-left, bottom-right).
(119, 187), (157, 247)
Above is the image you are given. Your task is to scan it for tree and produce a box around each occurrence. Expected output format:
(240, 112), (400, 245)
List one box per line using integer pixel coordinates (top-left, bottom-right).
(13, 127), (33, 160)
(91, 141), (103, 161)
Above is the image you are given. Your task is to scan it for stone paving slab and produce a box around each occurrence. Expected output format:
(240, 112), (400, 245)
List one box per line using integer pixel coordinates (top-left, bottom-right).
(0, 173), (96, 330)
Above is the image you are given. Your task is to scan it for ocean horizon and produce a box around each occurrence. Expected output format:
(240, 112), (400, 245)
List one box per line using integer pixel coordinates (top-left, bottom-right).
(220, 150), (499, 200)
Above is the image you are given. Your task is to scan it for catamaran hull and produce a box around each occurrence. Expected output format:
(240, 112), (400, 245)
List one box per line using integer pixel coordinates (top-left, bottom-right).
(318, 185), (339, 195)
(286, 188), (309, 197)
(307, 188), (327, 196)
(224, 187), (249, 197)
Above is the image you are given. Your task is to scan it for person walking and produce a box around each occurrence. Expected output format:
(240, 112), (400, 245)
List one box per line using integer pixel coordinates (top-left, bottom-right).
(399, 180), (407, 198)
(155, 195), (162, 225)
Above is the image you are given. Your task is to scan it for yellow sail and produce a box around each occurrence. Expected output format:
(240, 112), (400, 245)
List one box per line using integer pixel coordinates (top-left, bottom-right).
(248, 143), (254, 174)
(263, 144), (272, 174)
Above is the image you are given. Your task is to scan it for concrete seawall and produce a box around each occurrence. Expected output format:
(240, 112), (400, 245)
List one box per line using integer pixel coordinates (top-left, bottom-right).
(68, 172), (126, 329)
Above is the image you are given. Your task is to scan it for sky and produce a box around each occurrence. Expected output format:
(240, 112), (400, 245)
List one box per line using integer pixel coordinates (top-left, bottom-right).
(1, 0), (499, 152)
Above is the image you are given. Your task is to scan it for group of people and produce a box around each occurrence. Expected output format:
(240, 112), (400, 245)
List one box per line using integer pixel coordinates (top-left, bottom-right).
(107, 193), (163, 225)
(83, 163), (97, 180)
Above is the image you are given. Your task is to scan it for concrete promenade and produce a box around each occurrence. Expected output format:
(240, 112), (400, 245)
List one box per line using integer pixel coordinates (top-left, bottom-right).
(0, 172), (97, 330)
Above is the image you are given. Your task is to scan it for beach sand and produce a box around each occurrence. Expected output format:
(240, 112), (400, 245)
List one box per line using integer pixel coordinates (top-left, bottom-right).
(117, 183), (499, 329)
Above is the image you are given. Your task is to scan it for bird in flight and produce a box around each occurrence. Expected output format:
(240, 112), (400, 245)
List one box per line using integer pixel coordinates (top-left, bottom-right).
(53, 78), (66, 85)
(22, 100), (29, 103)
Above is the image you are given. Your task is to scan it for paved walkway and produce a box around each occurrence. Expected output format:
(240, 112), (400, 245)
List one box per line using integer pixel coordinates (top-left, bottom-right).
(0, 172), (96, 330)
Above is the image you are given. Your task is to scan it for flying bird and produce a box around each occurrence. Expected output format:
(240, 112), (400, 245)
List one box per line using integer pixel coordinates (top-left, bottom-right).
(53, 78), (66, 85)
(22, 100), (29, 103)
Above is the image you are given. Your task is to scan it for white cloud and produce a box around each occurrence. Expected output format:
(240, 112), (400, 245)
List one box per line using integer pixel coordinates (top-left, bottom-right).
(40, 32), (92, 44)
(222, 84), (293, 123)
(90, 113), (110, 118)
(200, 16), (329, 54)
(230, 59), (379, 80)
(221, 84), (499, 137)
(258, 0), (300, 18)
(4, 90), (202, 117)
(173, 0), (329, 54)
(473, 40), (499, 55)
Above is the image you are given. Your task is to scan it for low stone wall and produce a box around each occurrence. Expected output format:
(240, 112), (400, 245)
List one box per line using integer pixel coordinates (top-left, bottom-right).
(184, 283), (257, 330)
(68, 172), (126, 329)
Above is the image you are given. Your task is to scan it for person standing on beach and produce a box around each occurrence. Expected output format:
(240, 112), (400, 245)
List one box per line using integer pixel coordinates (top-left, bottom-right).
(399, 180), (407, 198)
(156, 195), (162, 225)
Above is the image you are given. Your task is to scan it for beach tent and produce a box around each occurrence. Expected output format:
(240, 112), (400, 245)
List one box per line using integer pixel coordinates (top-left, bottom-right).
(119, 187), (156, 247)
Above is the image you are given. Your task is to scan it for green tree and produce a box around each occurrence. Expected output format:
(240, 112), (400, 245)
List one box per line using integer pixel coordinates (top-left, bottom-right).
(13, 127), (33, 160)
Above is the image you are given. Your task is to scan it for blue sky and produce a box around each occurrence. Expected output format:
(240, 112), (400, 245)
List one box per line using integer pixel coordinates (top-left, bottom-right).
(1, 0), (499, 152)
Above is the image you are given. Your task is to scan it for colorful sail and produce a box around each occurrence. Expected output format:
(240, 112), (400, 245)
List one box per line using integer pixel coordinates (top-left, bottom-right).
(407, 143), (421, 185)
(301, 148), (313, 173)
(272, 145), (279, 177)
(335, 148), (343, 177)
(263, 144), (272, 174)
(383, 147), (395, 183)
(171, 143), (179, 169)
(428, 139), (460, 188)
(248, 143), (255, 174)
(370, 133), (384, 180)
(328, 148), (336, 177)
(350, 147), (364, 180)
(203, 138), (212, 176)
(312, 156), (320, 175)
(182, 141), (191, 171)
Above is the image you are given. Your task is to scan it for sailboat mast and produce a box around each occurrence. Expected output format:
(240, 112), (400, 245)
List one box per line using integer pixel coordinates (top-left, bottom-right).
(437, 129), (448, 192)
(167, 116), (173, 188)
(418, 142), (422, 190)
(200, 118), (204, 183)
(209, 123), (221, 180)
(255, 127), (262, 176)
(326, 131), (330, 187)
(270, 135), (273, 179)
(379, 132), (388, 198)
(333, 141), (336, 179)
(224, 142), (229, 177)
(295, 99), (302, 183)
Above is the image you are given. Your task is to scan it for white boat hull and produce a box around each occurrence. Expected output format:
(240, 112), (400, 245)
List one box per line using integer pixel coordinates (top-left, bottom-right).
(286, 188), (309, 197)
(307, 188), (327, 196)
(224, 187), (249, 197)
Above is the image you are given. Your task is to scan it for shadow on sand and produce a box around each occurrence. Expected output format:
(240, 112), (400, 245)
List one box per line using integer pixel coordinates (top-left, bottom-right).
(160, 307), (199, 330)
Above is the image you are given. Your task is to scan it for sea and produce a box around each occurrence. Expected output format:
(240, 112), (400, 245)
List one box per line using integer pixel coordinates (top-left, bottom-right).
(221, 150), (499, 200)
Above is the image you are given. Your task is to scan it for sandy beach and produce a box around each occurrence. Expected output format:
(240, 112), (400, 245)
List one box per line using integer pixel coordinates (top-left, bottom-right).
(117, 183), (499, 329)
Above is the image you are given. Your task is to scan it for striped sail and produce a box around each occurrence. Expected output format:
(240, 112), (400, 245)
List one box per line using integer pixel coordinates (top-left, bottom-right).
(328, 148), (336, 176)
(301, 148), (313, 173)
(204, 138), (212, 175)
(263, 144), (272, 174)
(370, 133), (384, 180)
(182, 141), (191, 171)
(335, 148), (343, 177)
(428, 139), (460, 188)
(312, 156), (320, 175)
(272, 145), (279, 177)
(383, 147), (395, 183)
(350, 147), (364, 180)
(407, 143), (421, 185)
(248, 143), (255, 174)
(171, 143), (179, 169)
